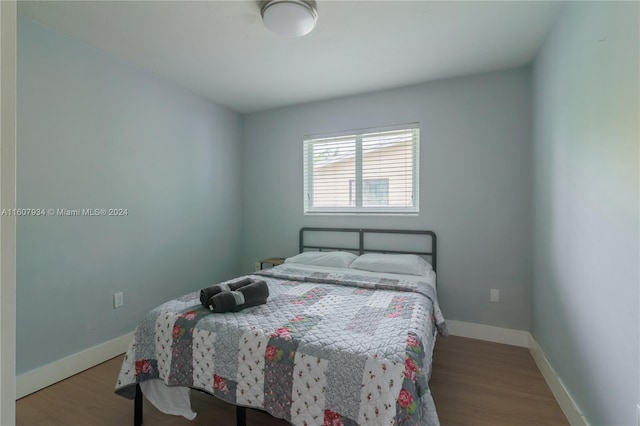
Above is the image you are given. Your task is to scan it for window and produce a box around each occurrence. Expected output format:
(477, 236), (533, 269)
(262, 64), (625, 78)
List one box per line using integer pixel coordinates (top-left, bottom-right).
(349, 179), (389, 206)
(304, 124), (419, 214)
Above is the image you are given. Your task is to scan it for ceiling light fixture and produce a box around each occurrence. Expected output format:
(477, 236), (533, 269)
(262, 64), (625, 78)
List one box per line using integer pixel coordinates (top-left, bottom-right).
(260, 0), (318, 37)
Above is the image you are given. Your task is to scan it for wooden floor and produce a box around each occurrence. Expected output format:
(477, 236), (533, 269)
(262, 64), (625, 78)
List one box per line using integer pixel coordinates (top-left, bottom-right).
(16, 336), (568, 426)
(430, 336), (568, 426)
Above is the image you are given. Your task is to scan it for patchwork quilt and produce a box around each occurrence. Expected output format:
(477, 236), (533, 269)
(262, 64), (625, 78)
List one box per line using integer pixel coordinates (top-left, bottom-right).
(115, 266), (448, 425)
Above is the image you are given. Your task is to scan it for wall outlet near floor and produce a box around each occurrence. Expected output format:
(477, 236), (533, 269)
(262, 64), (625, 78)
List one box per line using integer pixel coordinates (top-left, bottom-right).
(490, 289), (500, 303)
(254, 262), (261, 271)
(114, 292), (124, 308)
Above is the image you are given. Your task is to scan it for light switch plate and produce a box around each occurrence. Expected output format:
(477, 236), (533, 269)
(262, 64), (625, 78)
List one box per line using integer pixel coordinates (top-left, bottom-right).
(114, 292), (124, 308)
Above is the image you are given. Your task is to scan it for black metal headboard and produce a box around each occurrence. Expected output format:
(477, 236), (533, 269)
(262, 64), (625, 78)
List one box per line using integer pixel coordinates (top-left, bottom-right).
(299, 227), (437, 272)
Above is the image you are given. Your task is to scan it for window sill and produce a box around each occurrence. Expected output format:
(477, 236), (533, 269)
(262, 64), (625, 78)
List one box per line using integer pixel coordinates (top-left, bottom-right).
(304, 212), (419, 217)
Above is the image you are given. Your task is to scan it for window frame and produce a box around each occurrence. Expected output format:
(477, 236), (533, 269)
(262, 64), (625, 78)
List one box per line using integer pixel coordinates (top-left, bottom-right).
(303, 124), (420, 215)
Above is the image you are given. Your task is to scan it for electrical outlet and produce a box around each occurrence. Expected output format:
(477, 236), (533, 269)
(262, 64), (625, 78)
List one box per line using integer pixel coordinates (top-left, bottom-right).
(254, 262), (261, 271)
(490, 289), (500, 303)
(114, 292), (124, 308)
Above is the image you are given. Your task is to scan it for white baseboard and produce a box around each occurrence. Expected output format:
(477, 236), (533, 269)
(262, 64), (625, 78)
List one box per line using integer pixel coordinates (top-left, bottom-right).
(16, 331), (133, 399)
(445, 319), (530, 347)
(528, 335), (589, 426)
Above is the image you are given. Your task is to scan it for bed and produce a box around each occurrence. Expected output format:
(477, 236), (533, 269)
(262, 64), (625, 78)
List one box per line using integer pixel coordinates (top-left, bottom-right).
(115, 227), (447, 425)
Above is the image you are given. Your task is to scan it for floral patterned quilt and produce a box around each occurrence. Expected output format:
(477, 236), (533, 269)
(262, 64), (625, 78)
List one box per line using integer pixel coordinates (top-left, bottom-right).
(115, 266), (447, 425)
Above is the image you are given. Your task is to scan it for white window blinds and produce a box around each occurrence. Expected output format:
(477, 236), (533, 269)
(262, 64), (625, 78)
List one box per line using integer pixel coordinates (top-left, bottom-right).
(304, 124), (419, 214)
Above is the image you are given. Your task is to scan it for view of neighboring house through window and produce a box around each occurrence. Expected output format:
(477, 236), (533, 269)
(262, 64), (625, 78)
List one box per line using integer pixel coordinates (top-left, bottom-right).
(303, 124), (419, 214)
(349, 179), (389, 206)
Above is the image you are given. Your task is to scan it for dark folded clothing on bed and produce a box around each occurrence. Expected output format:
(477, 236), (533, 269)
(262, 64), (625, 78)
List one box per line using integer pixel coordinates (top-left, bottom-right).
(199, 277), (253, 307)
(208, 280), (270, 313)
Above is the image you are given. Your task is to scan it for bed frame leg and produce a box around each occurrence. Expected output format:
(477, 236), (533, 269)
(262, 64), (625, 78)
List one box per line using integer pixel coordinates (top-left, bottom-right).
(134, 384), (143, 426)
(236, 405), (246, 426)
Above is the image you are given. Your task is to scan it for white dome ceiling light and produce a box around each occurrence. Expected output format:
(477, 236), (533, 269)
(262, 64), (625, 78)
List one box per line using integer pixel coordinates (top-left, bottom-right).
(261, 0), (318, 37)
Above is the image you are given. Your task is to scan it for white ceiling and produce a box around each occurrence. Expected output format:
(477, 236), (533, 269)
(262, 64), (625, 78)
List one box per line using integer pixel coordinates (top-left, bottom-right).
(17, 1), (564, 114)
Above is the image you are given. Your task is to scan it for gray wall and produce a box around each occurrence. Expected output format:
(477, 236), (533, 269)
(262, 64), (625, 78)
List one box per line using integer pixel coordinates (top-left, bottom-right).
(532, 2), (639, 425)
(16, 16), (243, 374)
(242, 68), (532, 331)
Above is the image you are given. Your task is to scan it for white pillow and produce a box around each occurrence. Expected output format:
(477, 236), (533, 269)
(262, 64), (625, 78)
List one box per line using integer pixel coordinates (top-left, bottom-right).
(349, 253), (433, 276)
(284, 251), (358, 268)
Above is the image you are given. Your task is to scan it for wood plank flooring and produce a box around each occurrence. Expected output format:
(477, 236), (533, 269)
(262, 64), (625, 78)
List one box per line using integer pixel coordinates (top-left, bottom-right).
(430, 336), (568, 425)
(16, 335), (568, 425)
